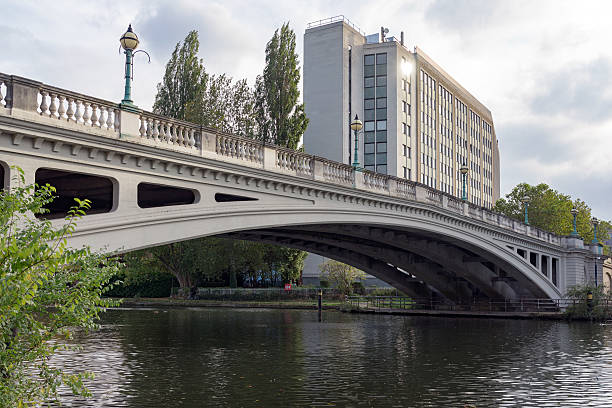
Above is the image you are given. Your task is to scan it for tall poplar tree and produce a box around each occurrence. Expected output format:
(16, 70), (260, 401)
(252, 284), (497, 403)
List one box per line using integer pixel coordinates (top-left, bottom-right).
(255, 22), (308, 149)
(153, 30), (206, 121)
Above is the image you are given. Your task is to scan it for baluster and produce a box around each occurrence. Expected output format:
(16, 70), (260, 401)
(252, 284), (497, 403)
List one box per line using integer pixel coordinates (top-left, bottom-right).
(176, 126), (184, 146)
(74, 100), (83, 124)
(113, 109), (121, 132)
(48, 93), (58, 118)
(152, 120), (160, 142)
(82, 102), (91, 126)
(0, 80), (5, 107)
(146, 117), (153, 139)
(39, 91), (49, 116)
(106, 107), (114, 130)
(139, 115), (146, 137)
(159, 123), (167, 142)
(189, 129), (196, 147)
(57, 96), (66, 120)
(99, 106), (107, 128)
(91, 104), (100, 127)
(66, 98), (75, 122)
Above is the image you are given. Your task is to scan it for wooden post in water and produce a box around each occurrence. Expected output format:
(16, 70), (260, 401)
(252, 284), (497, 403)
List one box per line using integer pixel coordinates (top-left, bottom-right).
(318, 290), (323, 322)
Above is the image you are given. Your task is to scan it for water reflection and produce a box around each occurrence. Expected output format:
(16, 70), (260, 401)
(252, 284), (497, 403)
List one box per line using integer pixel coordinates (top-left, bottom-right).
(52, 308), (612, 407)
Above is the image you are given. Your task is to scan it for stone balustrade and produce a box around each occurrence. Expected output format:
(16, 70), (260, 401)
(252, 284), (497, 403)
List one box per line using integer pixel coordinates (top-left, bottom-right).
(37, 84), (121, 134)
(320, 160), (354, 185)
(276, 149), (313, 176)
(363, 170), (389, 192)
(0, 72), (570, 247)
(138, 112), (199, 150)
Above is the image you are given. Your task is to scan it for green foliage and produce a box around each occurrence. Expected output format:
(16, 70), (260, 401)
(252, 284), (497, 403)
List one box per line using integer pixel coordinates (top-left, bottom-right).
(318, 260), (366, 295)
(254, 22), (309, 149)
(564, 284), (611, 320)
(493, 183), (611, 251)
(153, 30), (206, 121)
(154, 30), (257, 138)
(0, 168), (121, 407)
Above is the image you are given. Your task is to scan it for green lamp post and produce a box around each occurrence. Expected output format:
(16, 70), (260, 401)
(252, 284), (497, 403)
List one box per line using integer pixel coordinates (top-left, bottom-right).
(591, 217), (599, 244)
(350, 114), (363, 169)
(460, 164), (468, 202)
(119, 25), (149, 111)
(522, 195), (531, 225)
(570, 208), (579, 237)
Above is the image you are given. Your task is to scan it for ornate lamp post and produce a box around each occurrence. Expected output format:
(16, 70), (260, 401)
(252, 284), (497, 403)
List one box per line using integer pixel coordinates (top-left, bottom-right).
(119, 24), (149, 111)
(591, 217), (599, 244)
(570, 208), (579, 237)
(460, 164), (468, 202)
(592, 217), (600, 286)
(522, 195), (531, 225)
(350, 114), (363, 169)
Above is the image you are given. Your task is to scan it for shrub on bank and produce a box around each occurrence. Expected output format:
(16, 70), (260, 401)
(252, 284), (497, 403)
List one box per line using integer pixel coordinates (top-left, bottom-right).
(564, 284), (611, 320)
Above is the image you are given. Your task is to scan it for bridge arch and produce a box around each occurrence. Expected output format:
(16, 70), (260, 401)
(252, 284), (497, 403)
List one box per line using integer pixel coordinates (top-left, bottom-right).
(67, 203), (563, 302)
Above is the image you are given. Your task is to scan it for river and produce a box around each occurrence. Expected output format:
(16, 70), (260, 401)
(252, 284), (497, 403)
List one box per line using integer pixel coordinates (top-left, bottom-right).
(53, 307), (612, 407)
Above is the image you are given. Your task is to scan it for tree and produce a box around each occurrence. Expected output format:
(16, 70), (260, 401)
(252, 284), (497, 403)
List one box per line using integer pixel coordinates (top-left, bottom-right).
(318, 260), (366, 295)
(124, 238), (226, 296)
(0, 169), (121, 406)
(493, 183), (611, 250)
(255, 22), (308, 149)
(153, 30), (207, 121)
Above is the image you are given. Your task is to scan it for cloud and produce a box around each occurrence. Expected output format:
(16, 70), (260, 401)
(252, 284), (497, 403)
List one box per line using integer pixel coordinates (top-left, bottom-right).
(529, 58), (612, 122)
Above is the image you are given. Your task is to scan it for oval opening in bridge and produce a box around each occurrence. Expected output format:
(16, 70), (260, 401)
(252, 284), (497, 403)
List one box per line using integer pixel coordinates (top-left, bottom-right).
(138, 182), (197, 208)
(35, 168), (115, 219)
(214, 193), (258, 202)
(0, 161), (6, 191)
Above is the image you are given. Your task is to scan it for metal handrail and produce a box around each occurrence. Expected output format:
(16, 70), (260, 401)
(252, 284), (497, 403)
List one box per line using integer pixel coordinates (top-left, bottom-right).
(306, 15), (365, 35)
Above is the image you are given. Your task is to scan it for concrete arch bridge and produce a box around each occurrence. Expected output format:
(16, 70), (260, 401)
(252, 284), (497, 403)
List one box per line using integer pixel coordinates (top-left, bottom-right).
(0, 73), (605, 304)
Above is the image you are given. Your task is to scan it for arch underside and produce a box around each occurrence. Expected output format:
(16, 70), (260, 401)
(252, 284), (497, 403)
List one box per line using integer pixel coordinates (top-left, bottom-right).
(220, 223), (554, 304)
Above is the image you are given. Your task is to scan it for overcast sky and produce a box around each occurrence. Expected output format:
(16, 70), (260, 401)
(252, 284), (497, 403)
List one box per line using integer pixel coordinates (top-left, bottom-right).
(2, 0), (611, 220)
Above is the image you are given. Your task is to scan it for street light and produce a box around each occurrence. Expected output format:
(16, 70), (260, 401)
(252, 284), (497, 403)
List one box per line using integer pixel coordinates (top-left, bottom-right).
(119, 24), (150, 110)
(570, 207), (579, 237)
(522, 195), (531, 225)
(350, 114), (363, 169)
(591, 217), (600, 286)
(460, 164), (468, 202)
(591, 217), (599, 244)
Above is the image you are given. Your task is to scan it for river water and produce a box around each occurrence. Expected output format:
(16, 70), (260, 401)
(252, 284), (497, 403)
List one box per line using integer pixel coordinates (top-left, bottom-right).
(53, 307), (612, 407)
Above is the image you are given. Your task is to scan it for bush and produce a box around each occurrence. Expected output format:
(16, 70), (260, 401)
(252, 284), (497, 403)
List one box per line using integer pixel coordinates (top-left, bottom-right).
(564, 284), (611, 320)
(319, 280), (330, 288)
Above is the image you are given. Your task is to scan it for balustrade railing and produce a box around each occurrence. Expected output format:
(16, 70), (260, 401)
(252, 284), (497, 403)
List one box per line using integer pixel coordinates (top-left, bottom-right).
(276, 149), (313, 176)
(216, 134), (263, 163)
(363, 170), (388, 191)
(38, 85), (120, 133)
(426, 189), (443, 206)
(322, 160), (354, 185)
(395, 179), (417, 200)
(447, 196), (463, 213)
(138, 112), (198, 149)
(0, 74), (9, 108)
(0, 71), (574, 249)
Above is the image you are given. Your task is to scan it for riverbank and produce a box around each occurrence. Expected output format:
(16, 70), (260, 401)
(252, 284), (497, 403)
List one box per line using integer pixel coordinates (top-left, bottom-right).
(116, 297), (343, 310)
(114, 297), (572, 320)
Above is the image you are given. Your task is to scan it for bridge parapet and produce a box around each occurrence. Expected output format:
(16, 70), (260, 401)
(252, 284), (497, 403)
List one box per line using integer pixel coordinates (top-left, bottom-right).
(0, 72), (573, 250)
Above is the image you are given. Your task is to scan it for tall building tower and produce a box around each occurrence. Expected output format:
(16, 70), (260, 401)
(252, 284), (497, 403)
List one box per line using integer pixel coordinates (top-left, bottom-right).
(304, 17), (500, 208)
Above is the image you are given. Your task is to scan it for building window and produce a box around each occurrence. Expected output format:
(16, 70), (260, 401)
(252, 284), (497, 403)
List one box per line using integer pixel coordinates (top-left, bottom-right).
(376, 76), (387, 87)
(376, 98), (387, 108)
(364, 121), (375, 132)
(377, 143), (387, 153)
(402, 101), (407, 113)
(364, 54), (375, 65)
(364, 99), (375, 110)
(376, 53), (387, 64)
(402, 122), (407, 134)
(403, 167), (407, 178)
(364, 143), (375, 154)
(364, 77), (374, 88)
(376, 165), (387, 174)
(376, 120), (387, 131)
(407, 146), (411, 158)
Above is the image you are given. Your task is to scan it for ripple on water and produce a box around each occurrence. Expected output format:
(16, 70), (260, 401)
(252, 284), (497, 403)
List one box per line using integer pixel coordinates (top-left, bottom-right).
(47, 309), (612, 407)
